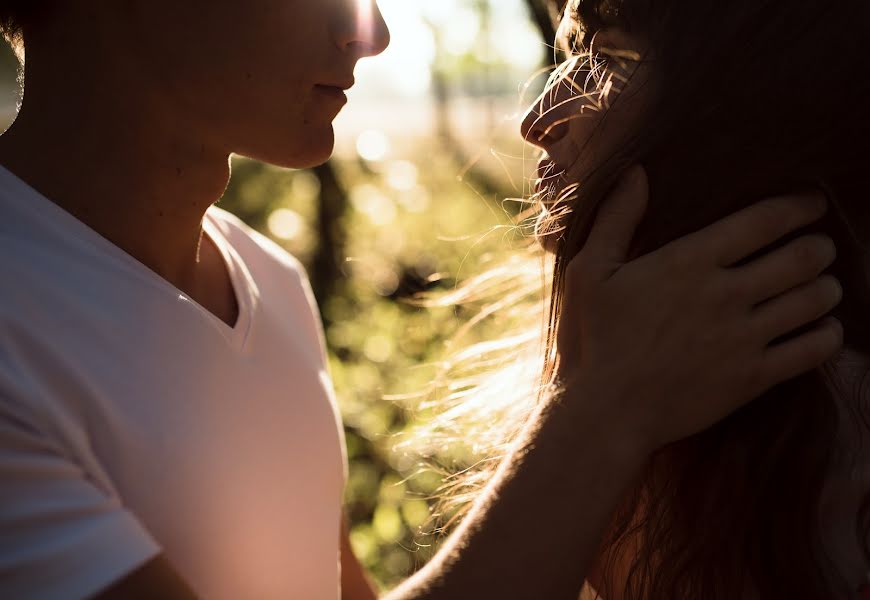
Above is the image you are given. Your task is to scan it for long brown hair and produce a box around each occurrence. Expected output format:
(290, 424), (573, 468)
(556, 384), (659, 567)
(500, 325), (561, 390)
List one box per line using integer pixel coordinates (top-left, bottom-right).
(552, 1), (870, 597)
(410, 0), (870, 597)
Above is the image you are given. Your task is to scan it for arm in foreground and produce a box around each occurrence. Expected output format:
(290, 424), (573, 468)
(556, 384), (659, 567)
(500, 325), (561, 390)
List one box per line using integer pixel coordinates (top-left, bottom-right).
(90, 170), (842, 599)
(92, 558), (198, 600)
(387, 168), (843, 600)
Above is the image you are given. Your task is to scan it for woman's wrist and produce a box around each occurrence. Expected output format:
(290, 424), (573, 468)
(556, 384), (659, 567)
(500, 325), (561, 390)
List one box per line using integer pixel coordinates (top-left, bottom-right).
(539, 375), (654, 474)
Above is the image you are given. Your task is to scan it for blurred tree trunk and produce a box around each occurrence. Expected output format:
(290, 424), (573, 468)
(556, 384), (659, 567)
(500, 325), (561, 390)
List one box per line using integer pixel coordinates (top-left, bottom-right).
(427, 0), (561, 204)
(430, 68), (505, 199)
(310, 1), (560, 315)
(426, 5), (512, 201)
(311, 162), (347, 321)
(525, 0), (559, 43)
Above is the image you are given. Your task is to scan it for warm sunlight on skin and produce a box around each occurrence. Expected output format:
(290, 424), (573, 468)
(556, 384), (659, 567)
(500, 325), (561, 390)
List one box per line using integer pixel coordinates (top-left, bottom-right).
(356, 0), (375, 46)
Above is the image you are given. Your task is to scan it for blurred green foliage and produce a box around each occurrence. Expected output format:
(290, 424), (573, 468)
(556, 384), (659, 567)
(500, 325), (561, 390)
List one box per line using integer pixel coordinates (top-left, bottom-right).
(219, 144), (525, 589)
(206, 0), (546, 590)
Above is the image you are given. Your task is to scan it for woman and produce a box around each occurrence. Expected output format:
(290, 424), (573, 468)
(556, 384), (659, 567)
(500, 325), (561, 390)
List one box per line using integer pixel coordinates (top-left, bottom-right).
(416, 0), (870, 598)
(533, 1), (870, 597)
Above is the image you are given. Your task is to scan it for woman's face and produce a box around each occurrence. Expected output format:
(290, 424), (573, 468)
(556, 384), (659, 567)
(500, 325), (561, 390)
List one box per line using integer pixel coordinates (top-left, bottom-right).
(520, 19), (655, 250)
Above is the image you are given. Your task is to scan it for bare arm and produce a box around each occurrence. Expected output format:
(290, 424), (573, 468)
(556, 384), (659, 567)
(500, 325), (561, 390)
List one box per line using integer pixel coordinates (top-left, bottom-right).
(386, 169), (842, 600)
(92, 519), (379, 600)
(386, 386), (647, 600)
(90, 519), (379, 600)
(90, 556), (198, 600)
(92, 170), (842, 600)
(342, 516), (379, 600)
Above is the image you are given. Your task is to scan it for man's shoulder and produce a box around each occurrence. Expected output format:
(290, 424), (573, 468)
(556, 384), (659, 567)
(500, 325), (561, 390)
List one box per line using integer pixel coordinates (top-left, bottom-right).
(207, 205), (309, 281)
(0, 234), (66, 310)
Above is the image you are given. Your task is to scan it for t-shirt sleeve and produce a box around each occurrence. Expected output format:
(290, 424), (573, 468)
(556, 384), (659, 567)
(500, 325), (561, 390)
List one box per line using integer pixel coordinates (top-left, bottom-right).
(0, 410), (161, 600)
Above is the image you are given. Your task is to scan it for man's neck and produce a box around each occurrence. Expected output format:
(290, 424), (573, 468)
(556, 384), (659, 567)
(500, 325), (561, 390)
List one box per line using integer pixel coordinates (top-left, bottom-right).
(0, 53), (232, 294)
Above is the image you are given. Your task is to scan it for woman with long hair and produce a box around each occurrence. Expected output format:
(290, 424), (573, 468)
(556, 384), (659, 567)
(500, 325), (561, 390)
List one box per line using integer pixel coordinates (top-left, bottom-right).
(413, 0), (870, 598)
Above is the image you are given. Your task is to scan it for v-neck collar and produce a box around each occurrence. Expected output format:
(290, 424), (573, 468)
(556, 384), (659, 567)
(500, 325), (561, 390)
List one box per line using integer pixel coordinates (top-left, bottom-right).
(201, 213), (258, 351)
(0, 164), (259, 352)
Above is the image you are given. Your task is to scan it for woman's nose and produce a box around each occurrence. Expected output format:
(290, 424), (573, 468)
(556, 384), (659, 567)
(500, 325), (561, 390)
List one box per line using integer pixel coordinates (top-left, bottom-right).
(521, 97), (569, 150)
(334, 0), (391, 58)
(520, 73), (580, 150)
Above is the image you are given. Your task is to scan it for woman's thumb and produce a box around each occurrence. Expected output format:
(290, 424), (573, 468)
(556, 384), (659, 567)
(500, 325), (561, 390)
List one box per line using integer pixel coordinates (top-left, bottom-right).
(582, 166), (649, 272)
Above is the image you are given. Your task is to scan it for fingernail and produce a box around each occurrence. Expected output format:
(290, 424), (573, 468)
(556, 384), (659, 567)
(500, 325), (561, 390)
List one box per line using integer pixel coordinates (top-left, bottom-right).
(820, 316), (843, 333)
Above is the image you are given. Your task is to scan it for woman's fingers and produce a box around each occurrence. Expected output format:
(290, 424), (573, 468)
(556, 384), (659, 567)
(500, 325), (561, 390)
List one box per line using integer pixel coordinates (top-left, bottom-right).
(672, 193), (829, 268)
(579, 166), (649, 276)
(557, 165), (845, 450)
(756, 317), (844, 395)
(750, 274), (843, 341)
(730, 234), (837, 305)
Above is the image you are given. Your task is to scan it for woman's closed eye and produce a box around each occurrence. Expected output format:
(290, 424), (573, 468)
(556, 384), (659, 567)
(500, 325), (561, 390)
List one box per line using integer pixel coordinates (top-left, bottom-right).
(548, 50), (631, 108)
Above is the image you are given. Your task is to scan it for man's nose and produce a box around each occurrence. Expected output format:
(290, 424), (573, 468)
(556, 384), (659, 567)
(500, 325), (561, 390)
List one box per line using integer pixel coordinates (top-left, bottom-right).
(334, 0), (391, 58)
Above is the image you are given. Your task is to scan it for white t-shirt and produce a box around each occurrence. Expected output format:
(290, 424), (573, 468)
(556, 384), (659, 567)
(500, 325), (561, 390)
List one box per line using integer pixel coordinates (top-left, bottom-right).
(0, 166), (348, 599)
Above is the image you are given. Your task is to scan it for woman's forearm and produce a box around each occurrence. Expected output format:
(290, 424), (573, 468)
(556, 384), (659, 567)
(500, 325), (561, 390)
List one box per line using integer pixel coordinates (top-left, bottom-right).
(387, 385), (645, 600)
(387, 183), (842, 600)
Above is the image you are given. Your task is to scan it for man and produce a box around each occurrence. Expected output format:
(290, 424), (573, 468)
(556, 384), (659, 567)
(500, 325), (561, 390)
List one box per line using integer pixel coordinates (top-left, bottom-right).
(0, 1), (842, 599)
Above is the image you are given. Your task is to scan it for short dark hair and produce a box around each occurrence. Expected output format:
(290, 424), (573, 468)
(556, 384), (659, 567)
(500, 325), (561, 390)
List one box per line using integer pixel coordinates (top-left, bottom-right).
(1, 3), (40, 64)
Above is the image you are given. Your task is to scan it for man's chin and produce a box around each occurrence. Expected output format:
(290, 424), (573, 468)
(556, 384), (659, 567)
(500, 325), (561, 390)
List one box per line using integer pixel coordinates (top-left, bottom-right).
(239, 129), (336, 170)
(284, 146), (334, 170)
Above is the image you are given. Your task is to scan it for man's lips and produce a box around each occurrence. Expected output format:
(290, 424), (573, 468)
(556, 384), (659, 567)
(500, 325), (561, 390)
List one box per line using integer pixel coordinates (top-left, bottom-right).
(313, 84), (350, 104)
(313, 78), (355, 103)
(318, 78), (355, 91)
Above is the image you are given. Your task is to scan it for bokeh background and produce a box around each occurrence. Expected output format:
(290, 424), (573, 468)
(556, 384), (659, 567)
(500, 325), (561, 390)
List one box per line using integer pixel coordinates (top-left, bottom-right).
(0, 0), (558, 590)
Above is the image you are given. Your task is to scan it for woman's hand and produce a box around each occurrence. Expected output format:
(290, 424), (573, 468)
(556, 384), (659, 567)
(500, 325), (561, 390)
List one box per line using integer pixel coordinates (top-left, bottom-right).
(556, 166), (843, 453)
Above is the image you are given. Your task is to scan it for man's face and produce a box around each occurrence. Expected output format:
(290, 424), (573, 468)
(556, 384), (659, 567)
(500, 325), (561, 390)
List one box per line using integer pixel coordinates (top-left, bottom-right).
(103, 0), (389, 168)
